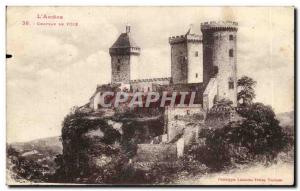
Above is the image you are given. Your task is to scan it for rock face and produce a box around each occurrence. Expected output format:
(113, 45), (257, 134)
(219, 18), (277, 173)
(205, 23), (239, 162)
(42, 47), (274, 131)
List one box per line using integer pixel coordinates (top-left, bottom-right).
(60, 109), (165, 182)
(60, 102), (242, 183)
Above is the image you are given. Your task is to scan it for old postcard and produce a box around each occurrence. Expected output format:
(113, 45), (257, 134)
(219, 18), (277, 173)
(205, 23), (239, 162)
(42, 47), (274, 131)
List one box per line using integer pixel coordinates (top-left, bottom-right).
(6, 6), (295, 186)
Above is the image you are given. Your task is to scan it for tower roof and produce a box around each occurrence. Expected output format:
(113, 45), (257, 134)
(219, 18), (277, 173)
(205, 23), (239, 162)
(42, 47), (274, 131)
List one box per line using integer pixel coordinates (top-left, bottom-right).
(110, 26), (139, 49)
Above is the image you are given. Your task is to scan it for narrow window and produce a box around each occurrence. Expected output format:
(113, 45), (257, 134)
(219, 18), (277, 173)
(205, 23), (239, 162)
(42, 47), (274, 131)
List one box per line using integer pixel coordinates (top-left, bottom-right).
(229, 81), (234, 89)
(229, 35), (234, 40)
(229, 49), (234, 57)
(213, 95), (218, 104)
(117, 59), (121, 63)
(117, 65), (120, 71)
(195, 51), (198, 57)
(195, 73), (198, 78)
(213, 66), (219, 76)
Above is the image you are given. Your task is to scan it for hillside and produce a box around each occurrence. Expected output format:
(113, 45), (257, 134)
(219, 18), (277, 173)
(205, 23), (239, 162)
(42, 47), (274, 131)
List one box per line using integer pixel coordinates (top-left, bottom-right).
(7, 136), (63, 183)
(7, 109), (294, 184)
(9, 136), (62, 155)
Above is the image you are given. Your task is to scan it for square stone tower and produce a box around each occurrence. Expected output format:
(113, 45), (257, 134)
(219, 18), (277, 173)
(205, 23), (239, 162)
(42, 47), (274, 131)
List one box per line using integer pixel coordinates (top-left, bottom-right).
(169, 25), (203, 84)
(109, 26), (140, 84)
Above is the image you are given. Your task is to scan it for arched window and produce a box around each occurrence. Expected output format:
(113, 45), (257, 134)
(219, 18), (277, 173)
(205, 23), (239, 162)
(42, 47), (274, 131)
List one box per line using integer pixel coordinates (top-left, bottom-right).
(195, 73), (198, 78)
(117, 65), (120, 71)
(229, 35), (234, 40)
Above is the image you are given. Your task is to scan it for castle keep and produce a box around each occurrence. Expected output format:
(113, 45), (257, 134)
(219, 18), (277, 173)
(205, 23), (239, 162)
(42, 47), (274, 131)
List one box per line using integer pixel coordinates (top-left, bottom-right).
(91, 21), (238, 112)
(201, 21), (238, 109)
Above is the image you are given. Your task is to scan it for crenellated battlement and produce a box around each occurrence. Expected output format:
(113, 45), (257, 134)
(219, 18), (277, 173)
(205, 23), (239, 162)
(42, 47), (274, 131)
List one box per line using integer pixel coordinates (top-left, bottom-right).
(186, 33), (202, 43)
(201, 21), (238, 32)
(169, 35), (186, 44)
(169, 34), (202, 45)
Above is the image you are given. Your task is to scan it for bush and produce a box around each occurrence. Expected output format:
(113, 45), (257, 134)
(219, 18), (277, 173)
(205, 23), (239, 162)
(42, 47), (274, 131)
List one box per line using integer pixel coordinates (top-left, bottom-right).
(190, 102), (289, 171)
(237, 103), (288, 156)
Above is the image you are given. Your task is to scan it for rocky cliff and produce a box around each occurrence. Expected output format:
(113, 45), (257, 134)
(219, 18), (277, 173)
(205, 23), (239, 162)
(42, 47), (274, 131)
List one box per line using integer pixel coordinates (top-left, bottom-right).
(60, 107), (164, 183)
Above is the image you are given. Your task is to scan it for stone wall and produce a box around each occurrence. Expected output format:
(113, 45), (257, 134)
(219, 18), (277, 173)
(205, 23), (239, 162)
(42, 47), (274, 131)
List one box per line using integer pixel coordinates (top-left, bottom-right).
(131, 81), (153, 92)
(170, 41), (188, 84)
(92, 91), (101, 110)
(111, 55), (131, 83)
(187, 39), (203, 83)
(203, 77), (217, 112)
(130, 77), (171, 92)
(153, 83), (203, 105)
(135, 144), (177, 162)
(182, 124), (201, 145)
(152, 133), (168, 144)
(164, 106), (205, 143)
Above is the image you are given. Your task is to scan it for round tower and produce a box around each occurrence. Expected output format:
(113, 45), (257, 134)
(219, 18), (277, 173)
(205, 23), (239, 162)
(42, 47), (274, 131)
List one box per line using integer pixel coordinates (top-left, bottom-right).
(201, 21), (238, 107)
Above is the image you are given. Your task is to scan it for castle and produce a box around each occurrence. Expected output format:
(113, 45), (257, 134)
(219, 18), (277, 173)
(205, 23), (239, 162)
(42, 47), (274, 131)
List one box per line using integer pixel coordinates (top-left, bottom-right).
(90, 21), (238, 112)
(86, 21), (239, 162)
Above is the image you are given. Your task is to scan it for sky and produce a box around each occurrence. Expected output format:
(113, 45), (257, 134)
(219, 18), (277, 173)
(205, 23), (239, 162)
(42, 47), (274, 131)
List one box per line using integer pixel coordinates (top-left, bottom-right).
(6, 7), (294, 142)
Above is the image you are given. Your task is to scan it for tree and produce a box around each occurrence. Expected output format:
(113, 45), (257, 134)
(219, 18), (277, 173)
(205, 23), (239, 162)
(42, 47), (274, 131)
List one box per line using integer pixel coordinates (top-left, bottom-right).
(191, 102), (288, 170)
(237, 76), (257, 106)
(236, 103), (287, 160)
(238, 102), (276, 123)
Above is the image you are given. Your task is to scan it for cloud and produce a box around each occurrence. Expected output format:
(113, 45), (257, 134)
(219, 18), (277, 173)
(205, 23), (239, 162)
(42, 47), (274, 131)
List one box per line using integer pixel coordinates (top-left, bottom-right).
(7, 30), (80, 82)
(7, 50), (111, 142)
